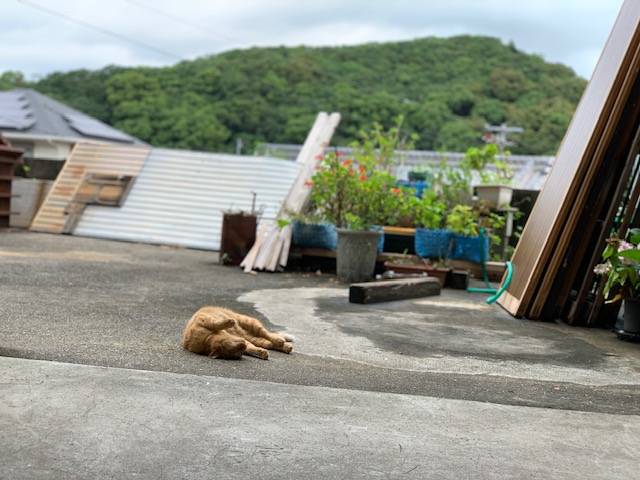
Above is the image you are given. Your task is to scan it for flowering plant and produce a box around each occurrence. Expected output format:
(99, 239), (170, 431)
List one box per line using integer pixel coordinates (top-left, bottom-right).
(308, 120), (415, 230)
(308, 152), (398, 230)
(594, 230), (640, 300)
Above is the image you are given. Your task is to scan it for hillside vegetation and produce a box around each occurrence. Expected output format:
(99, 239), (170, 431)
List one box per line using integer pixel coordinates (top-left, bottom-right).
(1, 36), (587, 154)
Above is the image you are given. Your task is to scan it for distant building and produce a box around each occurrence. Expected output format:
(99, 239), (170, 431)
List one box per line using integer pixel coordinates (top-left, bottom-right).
(0, 88), (143, 179)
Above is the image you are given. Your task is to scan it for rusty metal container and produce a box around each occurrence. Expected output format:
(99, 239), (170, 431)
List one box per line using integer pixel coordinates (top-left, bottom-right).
(220, 212), (257, 265)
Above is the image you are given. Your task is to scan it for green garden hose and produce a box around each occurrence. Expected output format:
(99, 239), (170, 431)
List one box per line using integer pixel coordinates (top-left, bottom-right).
(466, 261), (513, 303)
(464, 227), (514, 303)
(485, 261), (513, 304)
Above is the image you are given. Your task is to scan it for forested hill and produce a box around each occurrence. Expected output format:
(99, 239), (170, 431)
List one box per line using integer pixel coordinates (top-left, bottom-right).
(2, 35), (586, 154)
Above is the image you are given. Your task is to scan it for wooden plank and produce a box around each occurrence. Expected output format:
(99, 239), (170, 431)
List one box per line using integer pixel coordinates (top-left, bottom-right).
(278, 224), (293, 267)
(383, 226), (415, 236)
(242, 112), (341, 271)
(528, 39), (640, 319)
(349, 277), (441, 304)
(253, 226), (279, 270)
(241, 225), (268, 272)
(280, 112), (341, 216)
(267, 230), (286, 272)
(498, 0), (640, 316)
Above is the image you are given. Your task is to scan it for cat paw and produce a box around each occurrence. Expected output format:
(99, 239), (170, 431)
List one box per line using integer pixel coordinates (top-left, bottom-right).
(256, 348), (269, 360)
(281, 342), (293, 354)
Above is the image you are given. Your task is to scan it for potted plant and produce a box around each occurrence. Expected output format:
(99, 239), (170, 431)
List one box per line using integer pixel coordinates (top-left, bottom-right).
(290, 213), (338, 251)
(413, 190), (449, 259)
(594, 231), (640, 334)
(462, 144), (514, 209)
(307, 120), (415, 282)
(446, 205), (489, 265)
(308, 152), (394, 282)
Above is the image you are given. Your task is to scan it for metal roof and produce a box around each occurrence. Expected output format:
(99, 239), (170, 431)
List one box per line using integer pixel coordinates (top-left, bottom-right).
(73, 149), (299, 250)
(257, 143), (555, 191)
(0, 89), (143, 144)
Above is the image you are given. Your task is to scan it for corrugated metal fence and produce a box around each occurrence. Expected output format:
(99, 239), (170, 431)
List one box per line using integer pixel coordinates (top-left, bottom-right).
(256, 143), (555, 191)
(74, 149), (299, 250)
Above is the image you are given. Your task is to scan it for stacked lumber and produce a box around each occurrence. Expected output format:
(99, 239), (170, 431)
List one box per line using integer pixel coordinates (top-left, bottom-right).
(498, 0), (640, 325)
(241, 112), (341, 272)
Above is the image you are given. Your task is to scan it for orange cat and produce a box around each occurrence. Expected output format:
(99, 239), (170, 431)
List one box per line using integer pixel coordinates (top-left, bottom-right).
(181, 306), (293, 360)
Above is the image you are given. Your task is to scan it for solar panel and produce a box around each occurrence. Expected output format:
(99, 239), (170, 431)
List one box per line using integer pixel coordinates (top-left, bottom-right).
(64, 113), (133, 142)
(0, 91), (35, 130)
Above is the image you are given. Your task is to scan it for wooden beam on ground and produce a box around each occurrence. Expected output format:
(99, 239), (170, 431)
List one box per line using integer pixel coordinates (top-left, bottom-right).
(349, 277), (441, 304)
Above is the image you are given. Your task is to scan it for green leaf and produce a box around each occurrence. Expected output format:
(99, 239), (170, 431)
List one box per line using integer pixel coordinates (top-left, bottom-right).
(629, 228), (640, 245)
(602, 244), (616, 260)
(619, 249), (640, 263)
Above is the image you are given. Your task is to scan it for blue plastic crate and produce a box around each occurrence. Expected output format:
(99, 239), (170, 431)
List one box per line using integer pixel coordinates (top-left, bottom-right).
(414, 228), (453, 259)
(292, 221), (338, 250)
(450, 233), (489, 264)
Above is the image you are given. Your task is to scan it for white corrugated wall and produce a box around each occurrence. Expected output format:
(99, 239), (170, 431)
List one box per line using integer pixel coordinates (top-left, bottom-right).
(74, 149), (299, 250)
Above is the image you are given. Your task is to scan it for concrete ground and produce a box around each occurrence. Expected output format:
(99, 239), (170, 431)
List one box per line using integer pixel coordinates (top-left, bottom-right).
(2, 231), (640, 479)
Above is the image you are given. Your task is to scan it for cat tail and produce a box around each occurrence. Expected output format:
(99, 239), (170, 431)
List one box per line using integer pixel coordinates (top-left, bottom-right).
(280, 333), (295, 342)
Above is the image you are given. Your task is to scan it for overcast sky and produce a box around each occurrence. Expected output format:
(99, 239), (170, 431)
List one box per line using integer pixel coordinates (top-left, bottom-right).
(0, 0), (625, 80)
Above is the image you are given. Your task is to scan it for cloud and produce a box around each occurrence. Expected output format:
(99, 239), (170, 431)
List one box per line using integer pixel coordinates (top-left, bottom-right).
(0, 0), (625, 78)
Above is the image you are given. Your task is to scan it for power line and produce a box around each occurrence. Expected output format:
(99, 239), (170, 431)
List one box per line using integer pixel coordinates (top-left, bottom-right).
(16, 0), (183, 61)
(121, 0), (238, 44)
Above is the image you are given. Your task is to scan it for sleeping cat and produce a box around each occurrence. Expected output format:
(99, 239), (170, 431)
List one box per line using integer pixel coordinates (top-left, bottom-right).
(181, 306), (293, 360)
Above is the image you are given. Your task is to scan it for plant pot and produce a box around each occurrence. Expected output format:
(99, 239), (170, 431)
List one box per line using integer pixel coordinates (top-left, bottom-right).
(336, 229), (382, 283)
(383, 261), (450, 287)
(449, 269), (470, 289)
(292, 221), (338, 250)
(450, 233), (489, 265)
(475, 184), (513, 209)
(220, 212), (257, 266)
(623, 296), (640, 333)
(425, 267), (451, 287)
(415, 228), (453, 259)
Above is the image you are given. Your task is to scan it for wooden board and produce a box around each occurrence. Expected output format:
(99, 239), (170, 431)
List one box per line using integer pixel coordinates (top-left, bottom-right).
(349, 277), (441, 304)
(241, 112), (341, 272)
(498, 0), (640, 316)
(280, 112), (341, 217)
(30, 142), (150, 233)
(528, 39), (640, 319)
(383, 226), (416, 236)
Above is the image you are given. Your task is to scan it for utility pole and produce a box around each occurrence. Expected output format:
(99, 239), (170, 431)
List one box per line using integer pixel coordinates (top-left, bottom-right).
(483, 123), (523, 152)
